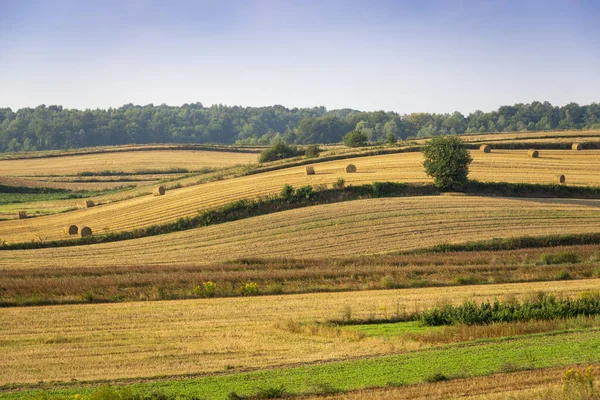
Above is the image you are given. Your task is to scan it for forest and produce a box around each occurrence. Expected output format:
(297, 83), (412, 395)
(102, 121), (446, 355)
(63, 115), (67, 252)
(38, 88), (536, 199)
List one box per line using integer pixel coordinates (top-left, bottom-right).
(0, 101), (599, 152)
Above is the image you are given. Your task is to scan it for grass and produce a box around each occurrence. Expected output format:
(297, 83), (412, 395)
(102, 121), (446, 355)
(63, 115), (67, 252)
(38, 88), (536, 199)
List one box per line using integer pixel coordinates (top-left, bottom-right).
(4, 330), (600, 399)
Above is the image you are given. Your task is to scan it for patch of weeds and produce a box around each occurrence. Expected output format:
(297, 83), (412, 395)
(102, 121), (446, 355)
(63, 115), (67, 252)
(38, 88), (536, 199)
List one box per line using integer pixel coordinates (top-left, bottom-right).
(380, 275), (397, 289)
(540, 251), (581, 265)
(424, 372), (449, 383)
(556, 270), (572, 280)
(240, 282), (259, 296)
(256, 385), (286, 399)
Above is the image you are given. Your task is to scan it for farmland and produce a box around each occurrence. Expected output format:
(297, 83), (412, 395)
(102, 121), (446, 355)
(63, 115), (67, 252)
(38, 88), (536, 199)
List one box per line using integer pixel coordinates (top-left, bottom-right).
(5, 148), (600, 242)
(2, 135), (600, 399)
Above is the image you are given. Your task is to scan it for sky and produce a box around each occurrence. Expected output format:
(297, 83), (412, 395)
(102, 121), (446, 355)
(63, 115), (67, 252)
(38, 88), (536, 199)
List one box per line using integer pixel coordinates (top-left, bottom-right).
(0, 0), (599, 114)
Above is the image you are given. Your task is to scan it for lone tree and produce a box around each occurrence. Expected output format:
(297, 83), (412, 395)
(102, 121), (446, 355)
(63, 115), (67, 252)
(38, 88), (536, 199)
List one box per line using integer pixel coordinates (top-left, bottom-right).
(423, 135), (472, 191)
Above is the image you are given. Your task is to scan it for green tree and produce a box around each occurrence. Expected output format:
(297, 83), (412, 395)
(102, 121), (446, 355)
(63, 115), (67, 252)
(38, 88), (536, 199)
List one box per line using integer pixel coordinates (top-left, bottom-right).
(386, 131), (396, 146)
(342, 130), (368, 147)
(259, 142), (303, 163)
(422, 136), (472, 191)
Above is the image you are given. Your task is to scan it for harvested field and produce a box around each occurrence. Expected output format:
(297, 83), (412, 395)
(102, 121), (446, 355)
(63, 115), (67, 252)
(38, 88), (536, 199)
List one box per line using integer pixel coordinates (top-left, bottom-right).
(0, 279), (597, 385)
(4, 196), (600, 269)
(4, 149), (600, 243)
(0, 150), (258, 176)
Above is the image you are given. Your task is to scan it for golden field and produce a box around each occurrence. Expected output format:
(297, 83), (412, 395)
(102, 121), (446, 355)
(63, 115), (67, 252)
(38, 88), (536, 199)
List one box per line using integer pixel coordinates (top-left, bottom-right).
(3, 196), (600, 269)
(0, 279), (597, 386)
(0, 149), (258, 176)
(4, 149), (600, 243)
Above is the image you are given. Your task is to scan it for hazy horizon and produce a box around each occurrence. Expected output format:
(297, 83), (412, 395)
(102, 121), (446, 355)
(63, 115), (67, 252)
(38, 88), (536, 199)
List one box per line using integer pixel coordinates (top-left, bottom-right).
(1, 0), (599, 114)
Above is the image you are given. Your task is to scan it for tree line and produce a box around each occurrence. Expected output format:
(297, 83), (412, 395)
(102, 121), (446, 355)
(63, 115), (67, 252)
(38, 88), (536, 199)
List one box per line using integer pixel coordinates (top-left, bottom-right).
(0, 101), (599, 152)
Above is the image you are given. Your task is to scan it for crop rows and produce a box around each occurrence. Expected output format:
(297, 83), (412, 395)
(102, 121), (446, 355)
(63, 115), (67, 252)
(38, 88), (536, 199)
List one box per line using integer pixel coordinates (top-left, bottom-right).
(3, 196), (600, 268)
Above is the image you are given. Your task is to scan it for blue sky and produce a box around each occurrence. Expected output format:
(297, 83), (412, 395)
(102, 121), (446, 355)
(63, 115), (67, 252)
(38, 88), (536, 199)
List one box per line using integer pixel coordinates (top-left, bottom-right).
(1, 0), (599, 113)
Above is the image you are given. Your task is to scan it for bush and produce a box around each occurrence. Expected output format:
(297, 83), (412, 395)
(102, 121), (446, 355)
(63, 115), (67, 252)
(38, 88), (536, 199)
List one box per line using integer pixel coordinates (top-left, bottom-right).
(294, 185), (314, 199)
(304, 144), (321, 158)
(342, 130), (368, 147)
(259, 142), (303, 163)
(240, 282), (259, 296)
(193, 281), (217, 298)
(423, 136), (472, 191)
(420, 293), (600, 326)
(280, 184), (295, 201)
(380, 275), (397, 289)
(333, 177), (345, 189)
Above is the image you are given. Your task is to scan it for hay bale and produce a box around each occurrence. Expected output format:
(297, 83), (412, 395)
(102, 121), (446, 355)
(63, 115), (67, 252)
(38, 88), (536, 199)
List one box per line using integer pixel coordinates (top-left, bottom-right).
(80, 226), (92, 237)
(479, 144), (491, 153)
(528, 149), (539, 158)
(83, 200), (95, 208)
(306, 166), (315, 175)
(18, 211), (27, 220)
(64, 225), (78, 235)
(153, 186), (166, 196)
(555, 174), (566, 184)
(572, 143), (582, 151)
(346, 164), (357, 173)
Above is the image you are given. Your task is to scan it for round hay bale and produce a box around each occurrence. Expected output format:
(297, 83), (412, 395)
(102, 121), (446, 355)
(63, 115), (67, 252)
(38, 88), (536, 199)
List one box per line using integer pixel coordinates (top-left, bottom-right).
(80, 226), (92, 237)
(83, 200), (95, 208)
(528, 149), (539, 158)
(64, 225), (78, 235)
(306, 166), (315, 175)
(18, 211), (27, 220)
(479, 144), (491, 153)
(555, 174), (566, 184)
(346, 164), (357, 173)
(572, 143), (582, 151)
(153, 186), (166, 196)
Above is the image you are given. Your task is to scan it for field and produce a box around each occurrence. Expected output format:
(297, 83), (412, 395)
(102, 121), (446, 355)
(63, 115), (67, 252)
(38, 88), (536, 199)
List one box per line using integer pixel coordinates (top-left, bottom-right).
(5, 149), (600, 242)
(2, 134), (600, 399)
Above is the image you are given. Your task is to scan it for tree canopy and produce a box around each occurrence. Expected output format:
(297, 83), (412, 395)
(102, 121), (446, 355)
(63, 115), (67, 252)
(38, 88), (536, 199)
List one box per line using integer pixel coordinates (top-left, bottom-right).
(423, 136), (473, 192)
(0, 101), (599, 152)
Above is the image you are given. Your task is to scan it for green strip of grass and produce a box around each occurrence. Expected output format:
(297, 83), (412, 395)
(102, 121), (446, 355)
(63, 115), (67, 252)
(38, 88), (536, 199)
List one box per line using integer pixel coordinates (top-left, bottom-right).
(4, 329), (600, 399)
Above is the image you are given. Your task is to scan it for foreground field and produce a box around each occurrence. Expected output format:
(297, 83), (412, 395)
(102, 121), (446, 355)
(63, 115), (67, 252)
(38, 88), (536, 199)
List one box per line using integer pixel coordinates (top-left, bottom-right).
(3, 149), (600, 243)
(1, 279), (597, 387)
(3, 196), (600, 269)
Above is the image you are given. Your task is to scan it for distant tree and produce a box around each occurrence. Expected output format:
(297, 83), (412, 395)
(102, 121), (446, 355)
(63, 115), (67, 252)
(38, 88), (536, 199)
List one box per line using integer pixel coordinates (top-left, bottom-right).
(342, 130), (368, 147)
(304, 144), (321, 158)
(259, 142), (303, 163)
(423, 136), (472, 191)
(386, 132), (396, 146)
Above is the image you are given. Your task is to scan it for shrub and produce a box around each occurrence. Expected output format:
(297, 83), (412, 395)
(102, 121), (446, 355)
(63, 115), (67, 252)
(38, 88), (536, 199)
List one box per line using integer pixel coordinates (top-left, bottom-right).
(333, 177), (345, 189)
(259, 142), (303, 163)
(257, 385), (287, 399)
(240, 282), (259, 296)
(380, 275), (397, 289)
(193, 281), (217, 298)
(342, 130), (368, 147)
(304, 144), (321, 158)
(420, 293), (600, 326)
(424, 372), (449, 383)
(423, 135), (472, 191)
(280, 184), (295, 201)
(294, 185), (314, 200)
(556, 270), (571, 280)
